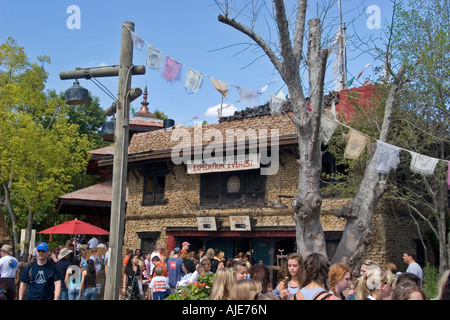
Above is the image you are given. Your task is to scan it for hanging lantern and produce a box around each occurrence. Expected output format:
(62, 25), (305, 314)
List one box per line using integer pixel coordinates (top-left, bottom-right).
(65, 80), (90, 105)
(100, 118), (115, 142)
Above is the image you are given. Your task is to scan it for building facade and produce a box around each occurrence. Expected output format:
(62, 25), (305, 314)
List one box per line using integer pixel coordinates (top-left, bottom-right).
(97, 102), (432, 270)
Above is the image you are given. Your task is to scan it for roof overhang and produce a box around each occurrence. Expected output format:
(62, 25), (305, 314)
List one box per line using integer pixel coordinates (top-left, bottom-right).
(98, 133), (299, 168)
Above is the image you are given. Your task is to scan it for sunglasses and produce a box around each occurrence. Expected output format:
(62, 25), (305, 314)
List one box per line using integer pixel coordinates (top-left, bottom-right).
(37, 250), (48, 253)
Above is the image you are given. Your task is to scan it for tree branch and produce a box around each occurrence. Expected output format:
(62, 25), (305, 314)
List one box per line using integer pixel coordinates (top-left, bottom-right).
(218, 14), (283, 74)
(293, 0), (307, 66)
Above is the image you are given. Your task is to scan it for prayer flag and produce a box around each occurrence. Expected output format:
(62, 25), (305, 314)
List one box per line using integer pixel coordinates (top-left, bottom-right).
(130, 31), (144, 51)
(374, 140), (401, 174)
(347, 76), (355, 87)
(409, 151), (439, 175)
(162, 56), (182, 83)
(320, 115), (337, 145)
(344, 129), (369, 159)
(237, 87), (259, 107)
(146, 45), (163, 69)
(185, 67), (203, 94)
(211, 78), (229, 99)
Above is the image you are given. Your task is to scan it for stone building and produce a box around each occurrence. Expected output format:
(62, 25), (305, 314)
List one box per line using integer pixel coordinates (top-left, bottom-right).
(97, 96), (433, 271)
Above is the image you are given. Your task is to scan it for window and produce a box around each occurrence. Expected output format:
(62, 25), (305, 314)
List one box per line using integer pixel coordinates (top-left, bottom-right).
(200, 169), (266, 207)
(141, 166), (168, 206)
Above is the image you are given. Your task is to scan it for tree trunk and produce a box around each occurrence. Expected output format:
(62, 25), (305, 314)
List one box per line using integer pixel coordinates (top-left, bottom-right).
(2, 182), (20, 259)
(331, 66), (406, 273)
(218, 1), (328, 258)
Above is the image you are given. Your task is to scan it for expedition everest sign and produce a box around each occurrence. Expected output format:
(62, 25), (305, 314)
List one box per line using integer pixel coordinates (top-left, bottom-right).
(187, 154), (259, 174)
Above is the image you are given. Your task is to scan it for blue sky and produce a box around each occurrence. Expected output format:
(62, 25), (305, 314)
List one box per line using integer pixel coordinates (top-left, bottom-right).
(0, 1), (394, 126)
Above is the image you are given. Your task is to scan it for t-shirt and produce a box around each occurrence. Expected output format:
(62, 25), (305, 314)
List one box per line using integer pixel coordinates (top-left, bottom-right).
(56, 259), (72, 289)
(20, 260), (62, 300)
(166, 257), (183, 287)
(0, 255), (19, 278)
(150, 276), (169, 292)
(406, 262), (424, 284)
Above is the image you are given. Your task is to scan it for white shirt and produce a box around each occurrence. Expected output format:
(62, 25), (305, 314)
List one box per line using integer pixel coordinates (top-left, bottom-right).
(0, 255), (19, 278)
(88, 237), (99, 249)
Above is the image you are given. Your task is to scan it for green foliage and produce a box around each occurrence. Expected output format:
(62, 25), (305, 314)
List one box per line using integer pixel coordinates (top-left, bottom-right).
(0, 38), (92, 233)
(422, 264), (439, 300)
(165, 273), (215, 300)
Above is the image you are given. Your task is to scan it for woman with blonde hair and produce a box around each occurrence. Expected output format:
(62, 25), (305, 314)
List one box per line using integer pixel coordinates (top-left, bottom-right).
(274, 253), (305, 300)
(210, 267), (235, 300)
(328, 263), (352, 300)
(230, 279), (262, 300)
(355, 265), (393, 300)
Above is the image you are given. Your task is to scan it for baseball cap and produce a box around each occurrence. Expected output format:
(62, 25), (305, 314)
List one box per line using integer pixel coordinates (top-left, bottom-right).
(182, 241), (190, 246)
(173, 247), (181, 254)
(36, 242), (49, 252)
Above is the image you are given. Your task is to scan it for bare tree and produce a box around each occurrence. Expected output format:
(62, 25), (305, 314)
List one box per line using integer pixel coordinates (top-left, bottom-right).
(218, 0), (329, 258)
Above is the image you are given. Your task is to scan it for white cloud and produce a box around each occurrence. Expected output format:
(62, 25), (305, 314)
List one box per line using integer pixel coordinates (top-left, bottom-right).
(204, 103), (237, 117)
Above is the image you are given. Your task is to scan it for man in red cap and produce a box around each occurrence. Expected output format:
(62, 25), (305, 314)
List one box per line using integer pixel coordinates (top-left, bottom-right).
(181, 242), (190, 255)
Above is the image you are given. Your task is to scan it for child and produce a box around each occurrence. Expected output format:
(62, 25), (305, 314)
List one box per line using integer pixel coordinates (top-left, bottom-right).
(233, 260), (248, 280)
(188, 259), (211, 283)
(149, 266), (170, 300)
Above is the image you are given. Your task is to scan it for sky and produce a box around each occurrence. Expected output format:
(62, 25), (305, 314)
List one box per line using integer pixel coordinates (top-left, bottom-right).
(0, 0), (394, 126)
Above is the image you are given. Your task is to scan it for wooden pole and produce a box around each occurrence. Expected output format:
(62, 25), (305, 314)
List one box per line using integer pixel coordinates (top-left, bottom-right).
(103, 21), (134, 300)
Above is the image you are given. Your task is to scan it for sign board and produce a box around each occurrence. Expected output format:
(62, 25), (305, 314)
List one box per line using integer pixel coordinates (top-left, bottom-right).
(229, 216), (251, 231)
(197, 217), (217, 231)
(187, 153), (259, 174)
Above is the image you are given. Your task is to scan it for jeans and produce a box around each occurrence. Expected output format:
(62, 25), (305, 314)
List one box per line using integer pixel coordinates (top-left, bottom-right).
(68, 287), (80, 300)
(82, 287), (97, 300)
(60, 288), (68, 300)
(153, 291), (168, 300)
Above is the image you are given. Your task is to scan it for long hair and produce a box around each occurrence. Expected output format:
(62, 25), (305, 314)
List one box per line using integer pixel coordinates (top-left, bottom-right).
(230, 279), (262, 300)
(211, 268), (235, 300)
(250, 264), (271, 293)
(282, 253), (305, 285)
(329, 263), (351, 298)
(302, 252), (330, 290)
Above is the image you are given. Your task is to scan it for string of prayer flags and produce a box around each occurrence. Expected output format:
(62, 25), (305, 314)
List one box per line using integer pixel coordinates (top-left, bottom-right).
(320, 115), (338, 145)
(185, 67), (203, 94)
(162, 56), (182, 83)
(237, 87), (260, 107)
(130, 31), (144, 51)
(409, 151), (440, 175)
(211, 78), (229, 99)
(146, 45), (163, 69)
(374, 140), (401, 174)
(344, 129), (369, 159)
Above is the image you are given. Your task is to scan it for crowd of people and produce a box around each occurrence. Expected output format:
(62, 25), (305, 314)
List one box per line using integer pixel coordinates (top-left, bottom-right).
(119, 242), (450, 301)
(0, 236), (106, 300)
(1, 238), (450, 301)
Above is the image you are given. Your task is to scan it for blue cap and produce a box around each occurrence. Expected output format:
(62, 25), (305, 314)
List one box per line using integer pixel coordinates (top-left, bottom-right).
(36, 242), (49, 252)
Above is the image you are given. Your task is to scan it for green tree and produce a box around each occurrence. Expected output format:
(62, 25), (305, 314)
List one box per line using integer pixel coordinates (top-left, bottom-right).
(0, 38), (91, 259)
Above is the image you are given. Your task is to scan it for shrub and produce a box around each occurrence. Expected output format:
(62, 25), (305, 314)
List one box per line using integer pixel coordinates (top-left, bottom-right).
(166, 273), (215, 300)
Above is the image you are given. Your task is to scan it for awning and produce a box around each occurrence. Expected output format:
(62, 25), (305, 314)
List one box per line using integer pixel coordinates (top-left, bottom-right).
(56, 180), (128, 216)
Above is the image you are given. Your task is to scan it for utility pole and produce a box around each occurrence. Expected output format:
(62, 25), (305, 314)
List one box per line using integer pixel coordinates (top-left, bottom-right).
(103, 20), (134, 301)
(60, 21), (144, 300)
